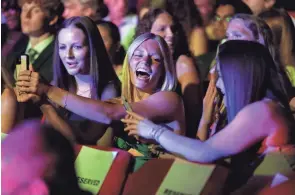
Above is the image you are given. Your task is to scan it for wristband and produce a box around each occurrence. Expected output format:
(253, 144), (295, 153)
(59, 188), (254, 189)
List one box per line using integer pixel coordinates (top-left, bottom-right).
(150, 125), (167, 143)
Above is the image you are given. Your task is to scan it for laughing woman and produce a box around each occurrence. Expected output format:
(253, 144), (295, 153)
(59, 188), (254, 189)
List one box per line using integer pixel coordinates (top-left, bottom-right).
(136, 8), (202, 138)
(17, 16), (121, 145)
(17, 33), (185, 169)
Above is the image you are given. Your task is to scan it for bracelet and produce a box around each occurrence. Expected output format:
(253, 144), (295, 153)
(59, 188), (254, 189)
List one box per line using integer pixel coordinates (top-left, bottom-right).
(63, 91), (69, 109)
(150, 125), (167, 143)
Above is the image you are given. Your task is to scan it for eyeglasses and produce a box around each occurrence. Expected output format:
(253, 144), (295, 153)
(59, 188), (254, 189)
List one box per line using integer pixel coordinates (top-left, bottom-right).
(214, 15), (232, 23)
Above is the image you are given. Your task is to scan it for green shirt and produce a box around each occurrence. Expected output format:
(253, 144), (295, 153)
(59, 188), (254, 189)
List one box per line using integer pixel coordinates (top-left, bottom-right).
(25, 35), (54, 60)
(286, 65), (295, 87)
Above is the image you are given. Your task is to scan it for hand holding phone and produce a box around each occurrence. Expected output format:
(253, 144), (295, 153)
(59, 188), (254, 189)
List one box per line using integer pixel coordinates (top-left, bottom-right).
(15, 54), (29, 79)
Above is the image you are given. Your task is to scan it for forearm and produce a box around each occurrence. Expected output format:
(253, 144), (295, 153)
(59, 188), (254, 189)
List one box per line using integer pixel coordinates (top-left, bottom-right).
(46, 86), (123, 124)
(1, 89), (18, 133)
(40, 104), (75, 143)
(196, 118), (210, 141)
(157, 129), (222, 163)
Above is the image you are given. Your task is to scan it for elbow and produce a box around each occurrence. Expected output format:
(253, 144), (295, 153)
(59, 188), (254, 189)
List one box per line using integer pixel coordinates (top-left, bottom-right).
(185, 153), (216, 164)
(99, 103), (121, 124)
(184, 146), (222, 164)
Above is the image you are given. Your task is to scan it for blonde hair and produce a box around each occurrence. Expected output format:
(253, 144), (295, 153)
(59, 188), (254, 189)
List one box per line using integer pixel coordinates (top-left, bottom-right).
(121, 33), (176, 102)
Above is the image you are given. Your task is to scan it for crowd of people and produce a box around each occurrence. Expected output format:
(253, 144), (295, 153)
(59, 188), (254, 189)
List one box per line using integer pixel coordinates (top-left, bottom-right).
(1, 0), (295, 194)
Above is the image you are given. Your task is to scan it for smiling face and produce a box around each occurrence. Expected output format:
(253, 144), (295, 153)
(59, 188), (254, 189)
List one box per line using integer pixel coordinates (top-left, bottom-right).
(151, 12), (174, 53)
(129, 39), (163, 93)
(58, 27), (90, 76)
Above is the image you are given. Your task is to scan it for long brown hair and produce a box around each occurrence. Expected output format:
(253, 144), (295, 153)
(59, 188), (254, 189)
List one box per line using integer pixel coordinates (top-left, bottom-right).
(52, 16), (120, 101)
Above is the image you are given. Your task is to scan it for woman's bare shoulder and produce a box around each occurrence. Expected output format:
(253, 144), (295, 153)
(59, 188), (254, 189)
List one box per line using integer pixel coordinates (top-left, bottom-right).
(148, 91), (182, 104)
(176, 55), (199, 81)
(176, 55), (195, 68)
(141, 91), (183, 115)
(238, 100), (287, 127)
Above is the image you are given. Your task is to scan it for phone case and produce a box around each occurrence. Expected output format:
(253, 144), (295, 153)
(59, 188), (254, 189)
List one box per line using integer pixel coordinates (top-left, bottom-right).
(122, 96), (133, 112)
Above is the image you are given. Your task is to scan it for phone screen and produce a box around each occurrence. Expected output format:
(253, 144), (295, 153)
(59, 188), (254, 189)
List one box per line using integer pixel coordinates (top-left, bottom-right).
(19, 54), (29, 71)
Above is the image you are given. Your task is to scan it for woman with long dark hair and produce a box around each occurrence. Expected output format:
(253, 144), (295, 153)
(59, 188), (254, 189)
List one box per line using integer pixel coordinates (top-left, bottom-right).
(17, 16), (121, 145)
(17, 33), (185, 170)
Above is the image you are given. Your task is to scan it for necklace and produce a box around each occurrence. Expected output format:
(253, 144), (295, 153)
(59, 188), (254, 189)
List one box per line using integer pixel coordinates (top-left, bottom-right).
(77, 85), (92, 98)
(135, 88), (144, 100)
(77, 88), (91, 93)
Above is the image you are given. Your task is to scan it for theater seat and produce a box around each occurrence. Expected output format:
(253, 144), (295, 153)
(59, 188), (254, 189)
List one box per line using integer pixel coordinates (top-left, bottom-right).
(75, 145), (132, 195)
(122, 158), (228, 195)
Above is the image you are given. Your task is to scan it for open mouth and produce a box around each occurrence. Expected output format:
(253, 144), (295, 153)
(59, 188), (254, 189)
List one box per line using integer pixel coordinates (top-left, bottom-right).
(136, 68), (151, 80)
(67, 62), (78, 68)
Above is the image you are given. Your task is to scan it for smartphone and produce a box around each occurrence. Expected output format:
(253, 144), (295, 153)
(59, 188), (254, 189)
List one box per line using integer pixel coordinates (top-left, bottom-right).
(15, 54), (29, 79)
(122, 96), (133, 112)
(122, 96), (139, 140)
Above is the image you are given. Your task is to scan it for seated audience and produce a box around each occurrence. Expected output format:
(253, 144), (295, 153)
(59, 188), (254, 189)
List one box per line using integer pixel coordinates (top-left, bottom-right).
(225, 14), (295, 110)
(104, 0), (138, 51)
(205, 14), (295, 136)
(136, 8), (202, 138)
(259, 8), (295, 86)
(242, 0), (276, 15)
(17, 33), (185, 170)
(206, 0), (252, 46)
(97, 20), (126, 81)
(1, 66), (23, 133)
(2, 120), (91, 195)
(193, 0), (216, 27)
(1, 0), (28, 58)
(122, 40), (295, 193)
(201, 14), (295, 143)
(165, 0), (208, 57)
(4, 0), (63, 120)
(136, 0), (165, 19)
(17, 16), (121, 145)
(62, 0), (108, 22)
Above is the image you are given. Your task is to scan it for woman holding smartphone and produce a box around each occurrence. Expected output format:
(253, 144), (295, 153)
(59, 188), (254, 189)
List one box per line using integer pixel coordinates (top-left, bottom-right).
(17, 16), (121, 145)
(17, 33), (185, 170)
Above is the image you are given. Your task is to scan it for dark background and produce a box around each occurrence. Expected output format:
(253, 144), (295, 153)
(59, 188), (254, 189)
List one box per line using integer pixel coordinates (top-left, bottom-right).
(275, 0), (295, 11)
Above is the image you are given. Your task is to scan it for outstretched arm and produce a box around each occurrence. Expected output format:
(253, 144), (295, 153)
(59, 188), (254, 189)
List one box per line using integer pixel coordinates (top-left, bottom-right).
(17, 70), (185, 129)
(40, 103), (75, 142)
(123, 101), (278, 163)
(45, 86), (184, 130)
